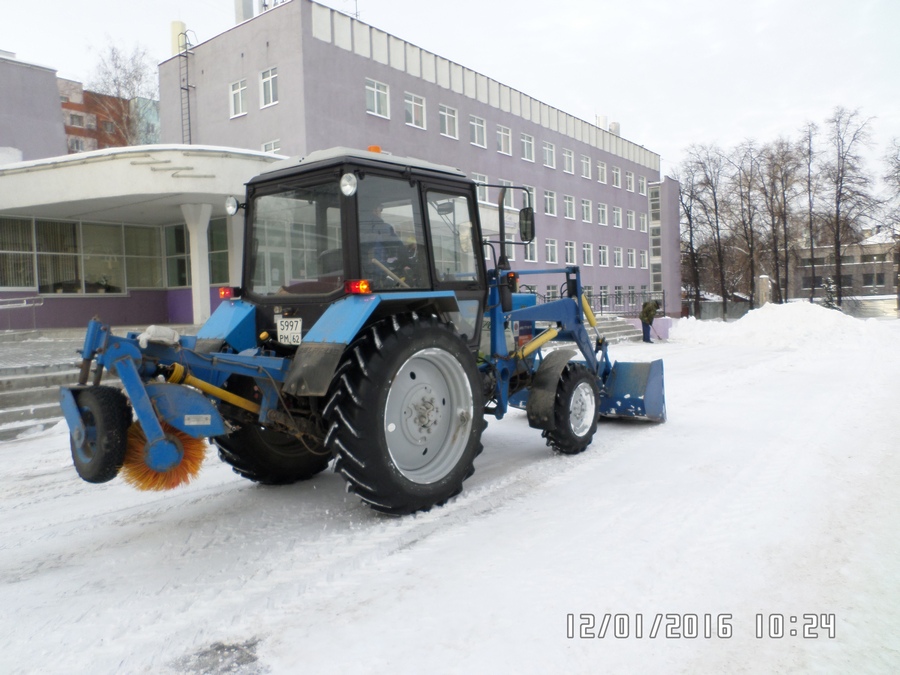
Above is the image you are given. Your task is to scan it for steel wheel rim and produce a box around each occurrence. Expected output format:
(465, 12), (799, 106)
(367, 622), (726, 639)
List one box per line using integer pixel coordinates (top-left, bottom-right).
(569, 381), (596, 437)
(384, 347), (473, 484)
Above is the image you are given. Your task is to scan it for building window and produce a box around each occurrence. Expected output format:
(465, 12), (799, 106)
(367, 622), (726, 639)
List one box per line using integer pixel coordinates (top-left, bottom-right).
(625, 171), (634, 192)
(497, 125), (512, 155)
(563, 195), (575, 220)
(543, 141), (555, 168)
(582, 243), (593, 266)
(614, 285), (623, 306)
(0, 217), (35, 287)
(230, 79), (247, 117)
(627, 210), (635, 230)
(545, 238), (558, 263)
(638, 175), (647, 195)
(521, 133), (534, 161)
(439, 104), (458, 138)
(524, 238), (537, 262)
(472, 173), (489, 204)
(101, 120), (115, 133)
(208, 218), (230, 285)
(640, 250), (649, 269)
(612, 166), (621, 188)
(165, 225), (191, 287)
(581, 155), (591, 179)
(564, 240), (576, 264)
(581, 199), (592, 223)
(522, 185), (536, 210)
(470, 116), (486, 147)
(69, 138), (85, 152)
(260, 67), (278, 107)
(125, 225), (163, 288)
(563, 149), (574, 174)
(546, 285), (560, 301)
(404, 92), (425, 129)
(613, 207), (622, 228)
(640, 213), (648, 232)
(598, 203), (608, 226)
(70, 113), (84, 127)
(597, 161), (607, 183)
(544, 190), (557, 216)
(504, 236), (516, 262)
(598, 285), (609, 307)
(627, 248), (636, 268)
(614, 247), (623, 267)
(262, 139), (281, 153)
(365, 78), (389, 118)
(499, 179), (514, 208)
(598, 245), (608, 267)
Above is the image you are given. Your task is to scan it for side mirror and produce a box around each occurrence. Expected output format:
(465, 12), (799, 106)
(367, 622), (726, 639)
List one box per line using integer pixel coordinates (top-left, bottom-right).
(518, 207), (535, 243)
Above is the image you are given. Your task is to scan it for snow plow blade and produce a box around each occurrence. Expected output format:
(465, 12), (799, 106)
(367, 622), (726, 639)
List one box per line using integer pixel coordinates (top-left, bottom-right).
(598, 360), (666, 422)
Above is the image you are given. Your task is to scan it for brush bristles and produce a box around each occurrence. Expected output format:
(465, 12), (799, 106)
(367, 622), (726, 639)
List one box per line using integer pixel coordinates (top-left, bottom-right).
(122, 422), (208, 491)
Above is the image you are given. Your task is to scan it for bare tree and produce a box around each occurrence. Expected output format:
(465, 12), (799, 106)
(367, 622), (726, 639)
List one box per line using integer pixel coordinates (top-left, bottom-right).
(689, 144), (731, 318)
(88, 44), (159, 145)
(822, 107), (875, 305)
(675, 162), (703, 317)
(725, 142), (761, 307)
(800, 122), (821, 302)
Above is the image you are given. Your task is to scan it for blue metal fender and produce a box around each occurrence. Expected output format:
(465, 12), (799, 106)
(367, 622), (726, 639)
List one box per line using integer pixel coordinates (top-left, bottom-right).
(145, 382), (228, 438)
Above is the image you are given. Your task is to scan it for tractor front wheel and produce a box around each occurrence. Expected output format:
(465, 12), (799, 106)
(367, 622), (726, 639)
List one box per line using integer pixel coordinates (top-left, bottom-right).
(543, 363), (599, 455)
(70, 386), (132, 483)
(325, 314), (484, 515)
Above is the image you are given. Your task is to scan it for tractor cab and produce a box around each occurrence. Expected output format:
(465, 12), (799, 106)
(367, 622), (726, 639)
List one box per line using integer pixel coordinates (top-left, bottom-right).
(236, 147), (489, 350)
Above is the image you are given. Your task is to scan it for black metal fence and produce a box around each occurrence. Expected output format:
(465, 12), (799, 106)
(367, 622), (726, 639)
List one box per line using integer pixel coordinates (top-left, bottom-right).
(519, 285), (666, 318)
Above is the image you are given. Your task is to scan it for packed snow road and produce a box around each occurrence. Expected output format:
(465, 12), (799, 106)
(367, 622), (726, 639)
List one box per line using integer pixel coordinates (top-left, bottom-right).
(1, 304), (898, 674)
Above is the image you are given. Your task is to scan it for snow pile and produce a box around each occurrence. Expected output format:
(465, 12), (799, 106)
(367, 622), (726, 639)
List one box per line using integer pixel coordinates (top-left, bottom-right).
(670, 301), (891, 349)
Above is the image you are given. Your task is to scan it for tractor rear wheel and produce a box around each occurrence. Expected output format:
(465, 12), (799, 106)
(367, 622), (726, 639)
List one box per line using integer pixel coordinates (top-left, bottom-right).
(325, 314), (484, 515)
(543, 363), (599, 455)
(215, 425), (332, 485)
(70, 386), (132, 483)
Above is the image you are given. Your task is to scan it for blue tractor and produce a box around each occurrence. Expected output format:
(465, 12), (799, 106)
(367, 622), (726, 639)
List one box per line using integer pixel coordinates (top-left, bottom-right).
(60, 147), (664, 514)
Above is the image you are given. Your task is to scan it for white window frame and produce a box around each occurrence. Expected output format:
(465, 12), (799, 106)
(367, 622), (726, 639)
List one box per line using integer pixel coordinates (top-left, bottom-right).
(524, 239), (538, 262)
(640, 213), (648, 232)
(625, 171), (634, 192)
(613, 207), (622, 228)
(581, 155), (591, 179)
(627, 248), (636, 268)
(614, 246), (623, 268)
(597, 161), (607, 184)
(544, 190), (557, 217)
(598, 245), (608, 267)
(499, 179), (514, 208)
(521, 133), (535, 162)
(260, 67), (278, 108)
(582, 243), (593, 266)
(504, 236), (516, 262)
(543, 141), (556, 168)
(563, 195), (575, 220)
(545, 238), (558, 264)
(581, 199), (592, 223)
(404, 92), (426, 129)
(472, 173), (489, 204)
(366, 78), (389, 118)
(638, 175), (647, 195)
(627, 210), (635, 230)
(497, 125), (512, 155)
(522, 185), (536, 210)
(563, 149), (574, 174)
(564, 240), (576, 264)
(640, 250), (649, 269)
(439, 104), (458, 139)
(262, 139), (281, 153)
(598, 203), (608, 226)
(230, 79), (247, 118)
(612, 166), (621, 188)
(470, 115), (487, 147)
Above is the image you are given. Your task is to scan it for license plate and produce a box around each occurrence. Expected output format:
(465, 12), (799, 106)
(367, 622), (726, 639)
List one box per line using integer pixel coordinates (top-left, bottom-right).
(276, 315), (302, 345)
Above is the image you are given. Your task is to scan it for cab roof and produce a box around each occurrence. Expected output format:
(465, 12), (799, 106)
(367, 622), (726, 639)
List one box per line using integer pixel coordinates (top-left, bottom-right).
(250, 146), (468, 185)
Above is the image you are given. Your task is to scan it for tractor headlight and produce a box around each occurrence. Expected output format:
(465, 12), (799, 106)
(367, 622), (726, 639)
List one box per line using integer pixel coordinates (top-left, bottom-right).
(340, 172), (358, 197)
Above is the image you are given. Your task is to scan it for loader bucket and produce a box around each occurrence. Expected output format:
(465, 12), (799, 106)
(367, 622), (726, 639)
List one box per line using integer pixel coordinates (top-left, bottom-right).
(598, 359), (666, 422)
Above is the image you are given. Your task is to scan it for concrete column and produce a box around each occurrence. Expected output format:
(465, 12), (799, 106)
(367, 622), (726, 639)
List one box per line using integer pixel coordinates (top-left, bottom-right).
(758, 275), (772, 305)
(181, 203), (213, 325)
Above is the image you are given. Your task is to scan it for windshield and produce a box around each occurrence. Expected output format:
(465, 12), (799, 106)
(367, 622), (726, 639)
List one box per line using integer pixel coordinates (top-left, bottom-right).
(247, 181), (343, 296)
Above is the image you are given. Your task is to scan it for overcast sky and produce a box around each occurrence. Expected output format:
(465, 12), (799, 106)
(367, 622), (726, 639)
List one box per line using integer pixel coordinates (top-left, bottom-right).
(3, 0), (898, 178)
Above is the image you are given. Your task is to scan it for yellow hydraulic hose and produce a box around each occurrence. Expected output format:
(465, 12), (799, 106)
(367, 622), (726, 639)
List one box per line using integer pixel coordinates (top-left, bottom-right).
(166, 362), (261, 414)
(581, 293), (598, 327)
(516, 327), (558, 360)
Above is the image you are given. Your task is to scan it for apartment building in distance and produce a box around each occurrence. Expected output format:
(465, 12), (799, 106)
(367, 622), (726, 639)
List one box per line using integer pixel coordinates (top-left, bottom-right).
(158, 0), (680, 314)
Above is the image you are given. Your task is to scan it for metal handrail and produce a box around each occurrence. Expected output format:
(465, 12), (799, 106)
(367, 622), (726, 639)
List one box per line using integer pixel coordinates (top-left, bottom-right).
(0, 296), (44, 311)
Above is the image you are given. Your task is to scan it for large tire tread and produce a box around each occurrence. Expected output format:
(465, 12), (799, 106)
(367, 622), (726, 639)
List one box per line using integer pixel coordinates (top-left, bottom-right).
(70, 386), (132, 484)
(542, 363), (600, 455)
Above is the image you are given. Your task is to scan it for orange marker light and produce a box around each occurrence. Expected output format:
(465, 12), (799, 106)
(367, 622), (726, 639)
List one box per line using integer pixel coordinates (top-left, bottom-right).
(367, 145), (382, 153)
(218, 287), (233, 299)
(344, 279), (372, 294)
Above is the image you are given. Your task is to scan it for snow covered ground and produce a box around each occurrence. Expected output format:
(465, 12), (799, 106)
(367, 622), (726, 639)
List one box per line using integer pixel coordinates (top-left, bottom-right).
(1, 303), (898, 674)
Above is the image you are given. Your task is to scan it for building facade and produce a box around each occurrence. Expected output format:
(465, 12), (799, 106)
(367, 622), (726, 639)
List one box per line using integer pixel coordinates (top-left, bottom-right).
(58, 79), (129, 153)
(0, 51), (67, 162)
(159, 0), (680, 315)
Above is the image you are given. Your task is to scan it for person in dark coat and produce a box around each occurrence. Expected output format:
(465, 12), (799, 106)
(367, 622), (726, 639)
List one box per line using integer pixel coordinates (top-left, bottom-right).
(640, 300), (660, 343)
